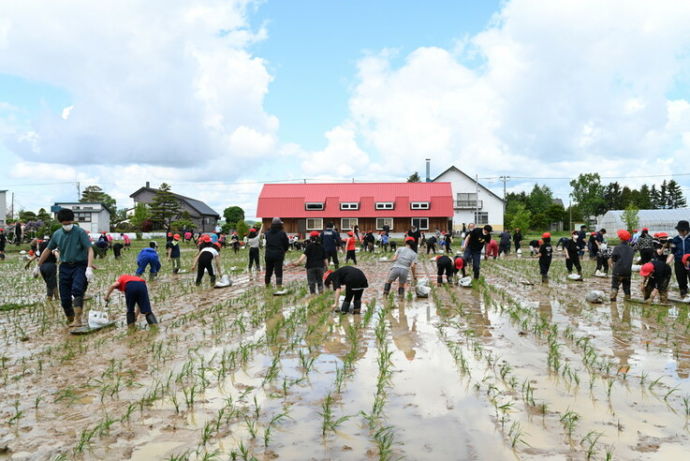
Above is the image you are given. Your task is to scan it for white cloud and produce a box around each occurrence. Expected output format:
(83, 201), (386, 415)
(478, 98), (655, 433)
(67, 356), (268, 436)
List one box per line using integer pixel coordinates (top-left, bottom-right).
(0, 0), (276, 171)
(302, 0), (690, 198)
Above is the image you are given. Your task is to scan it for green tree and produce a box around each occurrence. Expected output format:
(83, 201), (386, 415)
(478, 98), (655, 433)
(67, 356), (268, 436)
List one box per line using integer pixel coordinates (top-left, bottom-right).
(110, 208), (128, 229)
(650, 184), (660, 209)
(570, 173), (606, 220)
(236, 220), (249, 238)
(223, 206), (245, 227)
(603, 182), (623, 210)
(130, 203), (150, 230)
(149, 183), (181, 231)
(658, 180), (669, 209)
(171, 210), (195, 232)
(666, 180), (687, 208)
(18, 210), (37, 222)
(622, 203), (639, 232)
(80, 185), (116, 211)
(635, 184), (653, 209)
(509, 203), (532, 232)
(504, 191), (529, 228)
(406, 172), (421, 183)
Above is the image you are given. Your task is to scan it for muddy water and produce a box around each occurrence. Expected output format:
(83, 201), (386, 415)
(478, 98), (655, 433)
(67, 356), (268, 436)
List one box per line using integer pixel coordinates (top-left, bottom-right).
(1, 249), (690, 459)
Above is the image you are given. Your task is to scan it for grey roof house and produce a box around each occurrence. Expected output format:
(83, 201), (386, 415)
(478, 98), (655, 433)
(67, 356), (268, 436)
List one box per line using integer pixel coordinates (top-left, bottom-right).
(130, 182), (221, 233)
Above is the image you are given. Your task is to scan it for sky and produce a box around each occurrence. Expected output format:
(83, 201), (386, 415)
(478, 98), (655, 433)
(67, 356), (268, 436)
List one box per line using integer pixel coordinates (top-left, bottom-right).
(1, 0), (690, 220)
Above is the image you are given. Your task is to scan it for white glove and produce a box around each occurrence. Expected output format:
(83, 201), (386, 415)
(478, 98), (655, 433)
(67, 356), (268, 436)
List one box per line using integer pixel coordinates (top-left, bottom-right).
(32, 266), (40, 278)
(85, 267), (94, 283)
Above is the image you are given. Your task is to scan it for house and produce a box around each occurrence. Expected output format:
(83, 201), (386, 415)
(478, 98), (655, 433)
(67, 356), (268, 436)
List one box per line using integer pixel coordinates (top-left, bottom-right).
(52, 202), (111, 234)
(432, 165), (505, 231)
(256, 182), (454, 236)
(129, 182), (220, 233)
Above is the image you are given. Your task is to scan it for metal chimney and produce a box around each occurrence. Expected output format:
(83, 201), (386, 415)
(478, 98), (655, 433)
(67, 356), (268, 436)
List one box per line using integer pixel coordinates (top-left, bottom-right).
(146, 181), (150, 189)
(425, 158), (431, 182)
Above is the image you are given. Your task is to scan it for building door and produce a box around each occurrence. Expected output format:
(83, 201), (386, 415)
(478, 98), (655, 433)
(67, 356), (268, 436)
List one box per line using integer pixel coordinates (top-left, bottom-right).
(297, 219), (306, 238)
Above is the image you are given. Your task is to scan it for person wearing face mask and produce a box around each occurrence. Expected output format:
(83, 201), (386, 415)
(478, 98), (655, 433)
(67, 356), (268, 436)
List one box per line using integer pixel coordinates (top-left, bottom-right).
(35, 208), (95, 327)
(564, 231), (583, 278)
(667, 220), (690, 301)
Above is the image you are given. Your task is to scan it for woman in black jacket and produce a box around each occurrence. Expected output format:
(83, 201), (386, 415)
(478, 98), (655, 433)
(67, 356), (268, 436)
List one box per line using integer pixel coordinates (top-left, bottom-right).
(264, 217), (290, 288)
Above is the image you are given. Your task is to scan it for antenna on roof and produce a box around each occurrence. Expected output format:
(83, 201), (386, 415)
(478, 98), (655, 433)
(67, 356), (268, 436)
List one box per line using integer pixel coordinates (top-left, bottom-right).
(352, 178), (355, 183)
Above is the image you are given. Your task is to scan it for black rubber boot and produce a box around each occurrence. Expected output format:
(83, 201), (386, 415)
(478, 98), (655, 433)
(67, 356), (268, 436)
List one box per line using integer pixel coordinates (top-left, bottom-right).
(149, 272), (157, 282)
(383, 283), (391, 296)
(397, 287), (405, 299)
(352, 300), (362, 315)
(145, 313), (159, 325)
(276, 277), (283, 286)
(126, 311), (137, 325)
(340, 302), (350, 314)
(437, 275), (443, 285)
(210, 275), (216, 286)
(473, 269), (480, 280)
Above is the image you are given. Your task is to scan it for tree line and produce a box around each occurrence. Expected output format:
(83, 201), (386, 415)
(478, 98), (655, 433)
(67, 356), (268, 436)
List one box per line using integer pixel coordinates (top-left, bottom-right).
(506, 173), (687, 231)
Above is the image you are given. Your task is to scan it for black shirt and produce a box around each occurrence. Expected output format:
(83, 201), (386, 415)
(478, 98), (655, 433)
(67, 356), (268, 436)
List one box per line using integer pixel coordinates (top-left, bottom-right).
(326, 266), (368, 290)
(565, 239), (579, 258)
(407, 229), (421, 244)
(265, 227), (289, 256)
(303, 242), (325, 269)
(436, 255), (453, 269)
(39, 240), (57, 264)
(648, 260), (672, 289)
(466, 228), (487, 251)
(539, 242), (553, 262)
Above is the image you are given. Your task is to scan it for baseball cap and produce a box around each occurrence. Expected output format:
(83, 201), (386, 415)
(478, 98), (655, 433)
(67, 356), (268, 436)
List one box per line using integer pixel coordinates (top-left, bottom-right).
(309, 231), (320, 238)
(617, 230), (631, 241)
(542, 232), (551, 239)
(639, 262), (654, 277)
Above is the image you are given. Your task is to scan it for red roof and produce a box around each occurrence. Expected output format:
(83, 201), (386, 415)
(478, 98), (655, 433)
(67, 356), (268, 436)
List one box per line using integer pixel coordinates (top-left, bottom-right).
(257, 182), (453, 218)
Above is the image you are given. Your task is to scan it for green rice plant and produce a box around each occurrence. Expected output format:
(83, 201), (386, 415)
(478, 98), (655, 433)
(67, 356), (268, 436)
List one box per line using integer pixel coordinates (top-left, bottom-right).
(560, 409), (579, 440)
(580, 431), (603, 460)
(374, 425), (396, 461)
(319, 392), (351, 435)
(508, 421), (527, 448)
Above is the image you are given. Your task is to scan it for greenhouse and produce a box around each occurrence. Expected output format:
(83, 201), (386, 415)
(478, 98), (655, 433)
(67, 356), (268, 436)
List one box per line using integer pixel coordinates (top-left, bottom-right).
(597, 208), (690, 234)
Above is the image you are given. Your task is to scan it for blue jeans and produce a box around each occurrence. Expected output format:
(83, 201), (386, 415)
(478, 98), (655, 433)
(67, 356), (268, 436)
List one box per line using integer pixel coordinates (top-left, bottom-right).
(124, 281), (152, 315)
(464, 249), (482, 279)
(136, 254), (161, 276)
(59, 262), (87, 317)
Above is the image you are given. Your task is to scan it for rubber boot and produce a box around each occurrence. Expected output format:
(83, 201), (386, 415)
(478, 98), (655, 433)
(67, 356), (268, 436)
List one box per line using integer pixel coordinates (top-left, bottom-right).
(383, 283), (391, 296)
(397, 286), (405, 299)
(610, 289), (618, 301)
(624, 293), (631, 301)
(70, 307), (83, 327)
(145, 313), (159, 325)
(210, 275), (216, 287)
(65, 315), (75, 325)
(149, 272), (157, 282)
(126, 311), (137, 325)
(541, 275), (548, 283)
(473, 268), (480, 280)
(340, 302), (350, 314)
(660, 291), (668, 303)
(437, 275), (443, 286)
(352, 300), (362, 315)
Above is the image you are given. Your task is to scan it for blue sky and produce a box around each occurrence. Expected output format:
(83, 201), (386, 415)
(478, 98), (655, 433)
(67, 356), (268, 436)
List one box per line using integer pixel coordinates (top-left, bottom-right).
(1, 0), (690, 219)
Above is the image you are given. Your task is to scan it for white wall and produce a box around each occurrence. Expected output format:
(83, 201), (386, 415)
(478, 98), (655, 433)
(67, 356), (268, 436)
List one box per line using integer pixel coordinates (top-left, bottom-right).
(434, 168), (505, 231)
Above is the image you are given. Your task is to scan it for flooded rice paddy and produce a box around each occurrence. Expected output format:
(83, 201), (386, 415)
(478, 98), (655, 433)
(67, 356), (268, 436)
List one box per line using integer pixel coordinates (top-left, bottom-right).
(1, 243), (690, 460)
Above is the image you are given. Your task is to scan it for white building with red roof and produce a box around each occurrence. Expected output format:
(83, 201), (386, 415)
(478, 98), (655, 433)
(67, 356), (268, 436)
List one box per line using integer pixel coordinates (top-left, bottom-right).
(256, 182), (454, 237)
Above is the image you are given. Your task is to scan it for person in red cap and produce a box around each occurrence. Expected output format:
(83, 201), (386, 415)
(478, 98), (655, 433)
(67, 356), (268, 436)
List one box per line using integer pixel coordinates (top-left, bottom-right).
(345, 231), (357, 265)
(564, 230), (583, 278)
(610, 230), (634, 301)
(246, 224), (263, 273)
(435, 255), (455, 285)
(634, 228), (655, 264)
(0, 227), (6, 260)
(538, 232), (553, 283)
(384, 237), (418, 297)
(166, 233), (182, 274)
(324, 266), (368, 314)
(639, 259), (672, 303)
(192, 235), (222, 286)
(292, 231), (327, 294)
(104, 274), (158, 326)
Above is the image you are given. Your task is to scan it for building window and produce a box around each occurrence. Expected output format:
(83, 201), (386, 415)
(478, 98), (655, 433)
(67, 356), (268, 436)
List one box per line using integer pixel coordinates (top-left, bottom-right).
(306, 218), (323, 230)
(457, 193), (480, 208)
(410, 202), (430, 210)
(305, 202), (324, 211)
(83, 206), (93, 210)
(474, 212), (489, 225)
(75, 212), (91, 223)
(376, 218), (393, 230)
(340, 202), (359, 210)
(411, 217), (429, 230)
(375, 202), (394, 210)
(341, 218), (358, 230)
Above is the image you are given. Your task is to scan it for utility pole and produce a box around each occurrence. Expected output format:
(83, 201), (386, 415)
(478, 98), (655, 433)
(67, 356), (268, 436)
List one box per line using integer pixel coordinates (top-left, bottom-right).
(11, 192), (14, 220)
(498, 176), (510, 199)
(77, 181), (81, 200)
(475, 174), (480, 224)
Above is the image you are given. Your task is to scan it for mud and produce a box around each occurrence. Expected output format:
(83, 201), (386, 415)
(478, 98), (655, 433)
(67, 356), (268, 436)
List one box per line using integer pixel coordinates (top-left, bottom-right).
(1, 246), (690, 459)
